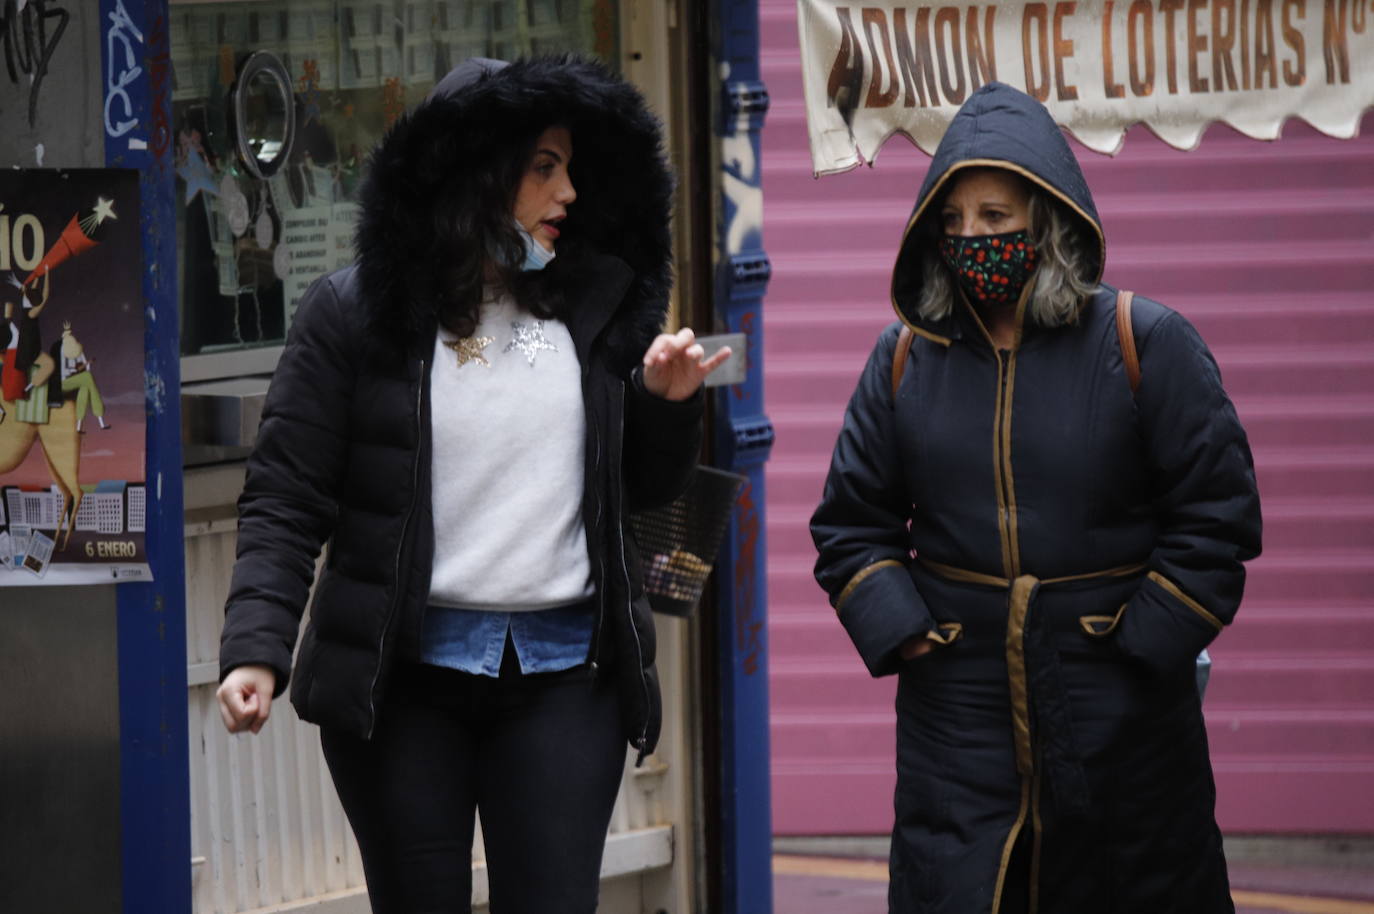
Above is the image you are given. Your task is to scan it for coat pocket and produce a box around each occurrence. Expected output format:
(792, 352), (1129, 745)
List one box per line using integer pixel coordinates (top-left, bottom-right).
(926, 621), (964, 646)
(1079, 604), (1127, 638)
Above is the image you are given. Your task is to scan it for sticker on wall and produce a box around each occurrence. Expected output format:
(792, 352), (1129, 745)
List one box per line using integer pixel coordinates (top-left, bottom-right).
(218, 173), (249, 239)
(1, 169), (151, 586)
(255, 208), (274, 249)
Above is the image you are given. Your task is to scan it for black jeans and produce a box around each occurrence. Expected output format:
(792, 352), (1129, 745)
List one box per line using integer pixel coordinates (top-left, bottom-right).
(320, 652), (625, 914)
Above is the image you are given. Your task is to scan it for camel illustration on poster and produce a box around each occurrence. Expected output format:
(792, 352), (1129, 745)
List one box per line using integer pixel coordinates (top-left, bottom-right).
(0, 169), (150, 585)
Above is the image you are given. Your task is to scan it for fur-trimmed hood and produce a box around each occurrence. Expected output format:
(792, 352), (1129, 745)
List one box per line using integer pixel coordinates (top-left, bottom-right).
(353, 55), (674, 367)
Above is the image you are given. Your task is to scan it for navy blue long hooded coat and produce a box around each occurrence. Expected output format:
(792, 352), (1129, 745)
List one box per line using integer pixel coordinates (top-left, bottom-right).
(811, 83), (1262, 913)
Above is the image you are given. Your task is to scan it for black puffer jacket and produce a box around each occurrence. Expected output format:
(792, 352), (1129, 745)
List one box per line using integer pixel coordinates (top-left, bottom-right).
(219, 57), (700, 759)
(812, 83), (1262, 912)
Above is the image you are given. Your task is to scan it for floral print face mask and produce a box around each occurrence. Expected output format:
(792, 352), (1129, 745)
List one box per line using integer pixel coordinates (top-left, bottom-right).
(939, 229), (1038, 308)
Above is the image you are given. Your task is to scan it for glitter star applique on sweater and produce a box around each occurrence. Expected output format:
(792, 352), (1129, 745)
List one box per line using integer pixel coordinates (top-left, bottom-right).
(504, 320), (558, 366)
(444, 335), (495, 367)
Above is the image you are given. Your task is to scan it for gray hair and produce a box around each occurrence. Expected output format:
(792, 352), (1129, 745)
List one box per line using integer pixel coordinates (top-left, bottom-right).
(915, 185), (1099, 327)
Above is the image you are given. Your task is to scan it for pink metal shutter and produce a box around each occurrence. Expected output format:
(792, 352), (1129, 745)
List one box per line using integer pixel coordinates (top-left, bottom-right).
(762, 1), (1374, 835)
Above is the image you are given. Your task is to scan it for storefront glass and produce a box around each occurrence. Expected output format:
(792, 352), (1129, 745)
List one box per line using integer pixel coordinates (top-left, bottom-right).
(171, 0), (619, 365)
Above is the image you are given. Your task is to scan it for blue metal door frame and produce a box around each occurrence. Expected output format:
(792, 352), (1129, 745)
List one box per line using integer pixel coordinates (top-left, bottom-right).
(100, 0), (192, 910)
(712, 1), (774, 911)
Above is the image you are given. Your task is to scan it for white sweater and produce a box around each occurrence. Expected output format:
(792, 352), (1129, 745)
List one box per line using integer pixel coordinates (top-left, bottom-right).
(426, 292), (595, 610)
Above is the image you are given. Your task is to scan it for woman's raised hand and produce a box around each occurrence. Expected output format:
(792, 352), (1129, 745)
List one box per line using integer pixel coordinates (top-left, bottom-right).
(642, 328), (731, 401)
(217, 664), (277, 734)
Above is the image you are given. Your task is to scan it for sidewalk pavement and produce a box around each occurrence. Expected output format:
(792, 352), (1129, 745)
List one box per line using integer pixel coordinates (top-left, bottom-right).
(772, 837), (1374, 914)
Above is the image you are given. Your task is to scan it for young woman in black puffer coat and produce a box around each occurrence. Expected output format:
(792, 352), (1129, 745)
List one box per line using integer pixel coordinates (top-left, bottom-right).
(217, 56), (727, 914)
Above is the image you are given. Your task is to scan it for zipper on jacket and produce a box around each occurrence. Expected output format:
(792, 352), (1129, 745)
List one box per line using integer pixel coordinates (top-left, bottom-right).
(612, 382), (652, 760)
(1001, 348), (1021, 577)
(589, 363), (607, 675)
(962, 293), (1021, 580)
(592, 428), (607, 676)
(992, 343), (1035, 897)
(992, 349), (1018, 579)
(366, 357), (425, 739)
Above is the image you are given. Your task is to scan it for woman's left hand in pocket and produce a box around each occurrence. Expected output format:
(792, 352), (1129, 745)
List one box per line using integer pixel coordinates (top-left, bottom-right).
(899, 635), (935, 661)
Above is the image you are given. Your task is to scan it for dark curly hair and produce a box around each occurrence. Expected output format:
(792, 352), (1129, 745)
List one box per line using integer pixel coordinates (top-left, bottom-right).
(355, 55), (674, 369)
(430, 125), (566, 339)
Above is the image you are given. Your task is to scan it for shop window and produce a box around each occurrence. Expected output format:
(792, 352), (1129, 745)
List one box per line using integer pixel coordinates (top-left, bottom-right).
(171, 0), (620, 377)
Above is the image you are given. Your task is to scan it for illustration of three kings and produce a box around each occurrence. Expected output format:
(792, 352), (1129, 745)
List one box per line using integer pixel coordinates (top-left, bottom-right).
(0, 196), (118, 549)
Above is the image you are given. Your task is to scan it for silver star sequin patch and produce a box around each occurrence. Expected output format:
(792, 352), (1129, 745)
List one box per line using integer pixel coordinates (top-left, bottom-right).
(504, 320), (558, 366)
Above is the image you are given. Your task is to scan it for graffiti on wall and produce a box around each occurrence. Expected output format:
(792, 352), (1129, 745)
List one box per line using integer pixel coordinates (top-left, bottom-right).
(103, 0), (145, 147)
(0, 0), (72, 128)
(733, 479), (763, 675)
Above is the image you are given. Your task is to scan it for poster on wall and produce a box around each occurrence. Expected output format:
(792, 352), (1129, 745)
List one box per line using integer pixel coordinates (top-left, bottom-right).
(0, 169), (150, 586)
(798, 0), (1374, 175)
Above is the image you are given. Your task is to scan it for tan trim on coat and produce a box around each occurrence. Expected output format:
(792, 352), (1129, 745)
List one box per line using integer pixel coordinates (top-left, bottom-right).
(1149, 571), (1225, 632)
(961, 285), (998, 349)
(992, 353), (1015, 579)
(916, 557), (1149, 914)
(917, 558), (1009, 588)
(835, 559), (905, 612)
(991, 779), (1032, 914)
(909, 324), (953, 347)
(1001, 285), (1034, 580)
(1079, 605), (1128, 637)
(1006, 575), (1036, 778)
(925, 622), (964, 646)
(1002, 347), (1022, 578)
(978, 279), (1035, 586)
(918, 559), (1147, 590)
(1072, 562), (1152, 582)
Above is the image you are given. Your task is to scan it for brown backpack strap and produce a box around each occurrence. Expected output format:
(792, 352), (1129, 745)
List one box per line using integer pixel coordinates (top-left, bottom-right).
(891, 325), (916, 397)
(1115, 290), (1140, 394)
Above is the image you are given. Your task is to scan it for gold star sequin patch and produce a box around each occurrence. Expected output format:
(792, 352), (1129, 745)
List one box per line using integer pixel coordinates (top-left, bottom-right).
(444, 335), (494, 367)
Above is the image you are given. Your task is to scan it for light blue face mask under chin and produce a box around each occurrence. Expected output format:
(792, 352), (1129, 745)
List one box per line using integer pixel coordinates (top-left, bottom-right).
(515, 221), (556, 272)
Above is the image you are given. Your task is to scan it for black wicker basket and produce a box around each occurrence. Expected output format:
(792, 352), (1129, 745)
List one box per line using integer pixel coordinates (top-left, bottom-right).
(629, 465), (746, 617)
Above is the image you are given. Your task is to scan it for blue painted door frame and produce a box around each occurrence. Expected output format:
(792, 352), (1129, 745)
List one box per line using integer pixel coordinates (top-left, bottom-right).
(100, 0), (192, 910)
(712, 1), (774, 911)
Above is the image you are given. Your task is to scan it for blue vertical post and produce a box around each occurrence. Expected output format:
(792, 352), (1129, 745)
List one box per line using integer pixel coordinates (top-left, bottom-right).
(101, 1), (191, 911)
(712, 0), (773, 911)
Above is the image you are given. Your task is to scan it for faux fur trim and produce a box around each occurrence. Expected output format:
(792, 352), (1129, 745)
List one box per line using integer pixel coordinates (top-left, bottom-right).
(353, 55), (673, 369)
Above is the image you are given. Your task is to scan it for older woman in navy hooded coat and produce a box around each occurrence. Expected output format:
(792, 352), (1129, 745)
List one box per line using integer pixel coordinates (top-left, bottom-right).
(811, 83), (1261, 913)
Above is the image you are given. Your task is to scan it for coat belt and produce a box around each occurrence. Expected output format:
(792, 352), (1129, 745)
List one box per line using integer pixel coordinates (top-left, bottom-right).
(918, 558), (1147, 819)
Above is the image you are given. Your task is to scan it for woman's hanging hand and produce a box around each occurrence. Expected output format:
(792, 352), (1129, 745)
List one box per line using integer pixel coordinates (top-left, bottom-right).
(217, 664), (277, 734)
(641, 328), (731, 401)
(898, 635), (935, 661)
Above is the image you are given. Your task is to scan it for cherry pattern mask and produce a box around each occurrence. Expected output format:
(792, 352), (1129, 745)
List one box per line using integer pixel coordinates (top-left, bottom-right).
(939, 229), (1038, 308)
